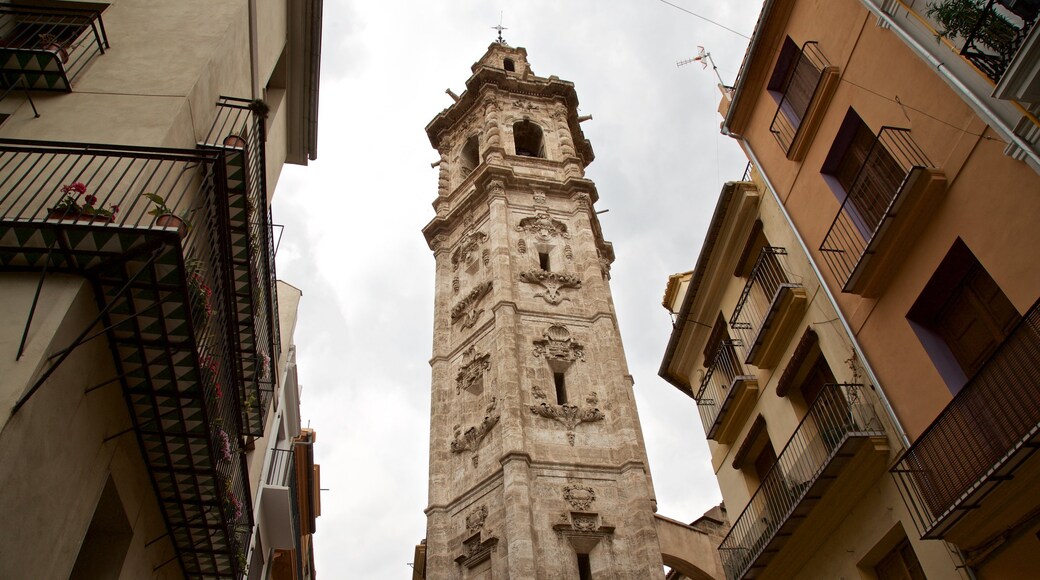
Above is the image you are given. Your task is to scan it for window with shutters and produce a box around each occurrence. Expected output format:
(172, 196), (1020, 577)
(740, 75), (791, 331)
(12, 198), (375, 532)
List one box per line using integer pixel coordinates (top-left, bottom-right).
(908, 239), (1021, 393)
(875, 537), (926, 580)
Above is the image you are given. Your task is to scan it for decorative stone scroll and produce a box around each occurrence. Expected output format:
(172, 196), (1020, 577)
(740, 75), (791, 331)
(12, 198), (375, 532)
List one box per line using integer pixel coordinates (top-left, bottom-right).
(532, 324), (586, 363)
(451, 281), (493, 328)
(451, 397), (500, 454)
(466, 505), (488, 536)
(516, 211), (570, 240)
(452, 231), (489, 271)
(456, 346), (491, 395)
(529, 394), (605, 446)
(519, 269), (581, 305)
(563, 485), (596, 511)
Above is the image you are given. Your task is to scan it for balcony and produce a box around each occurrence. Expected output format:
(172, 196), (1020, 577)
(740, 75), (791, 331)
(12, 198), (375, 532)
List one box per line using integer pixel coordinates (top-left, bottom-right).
(262, 448), (302, 552)
(0, 4), (108, 92)
(730, 247), (808, 369)
(199, 96), (279, 438)
(697, 340), (759, 444)
(719, 384), (888, 579)
(891, 300), (1040, 547)
(769, 41), (840, 161)
(819, 127), (947, 297)
(0, 140), (255, 577)
(929, 0), (1038, 86)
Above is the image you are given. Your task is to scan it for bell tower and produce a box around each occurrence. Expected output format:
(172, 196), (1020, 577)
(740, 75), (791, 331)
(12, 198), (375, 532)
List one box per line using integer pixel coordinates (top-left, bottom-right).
(422, 40), (664, 578)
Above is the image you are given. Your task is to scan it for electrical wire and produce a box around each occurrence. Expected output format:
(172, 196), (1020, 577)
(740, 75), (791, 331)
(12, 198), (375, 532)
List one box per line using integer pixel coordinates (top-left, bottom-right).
(655, 0), (751, 39)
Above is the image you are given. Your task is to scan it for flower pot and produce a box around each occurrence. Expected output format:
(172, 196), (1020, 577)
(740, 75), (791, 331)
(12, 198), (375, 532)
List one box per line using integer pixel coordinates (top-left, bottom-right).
(155, 213), (188, 238)
(223, 134), (247, 149)
(42, 43), (69, 64)
(47, 208), (115, 224)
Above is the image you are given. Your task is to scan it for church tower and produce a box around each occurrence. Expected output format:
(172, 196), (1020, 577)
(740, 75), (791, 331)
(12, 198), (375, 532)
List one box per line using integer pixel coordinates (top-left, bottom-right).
(421, 40), (665, 578)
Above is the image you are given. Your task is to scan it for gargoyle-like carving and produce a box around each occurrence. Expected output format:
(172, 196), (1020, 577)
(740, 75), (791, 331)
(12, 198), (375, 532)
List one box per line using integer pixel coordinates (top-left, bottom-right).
(452, 397), (500, 453)
(451, 281), (493, 328)
(466, 505), (488, 535)
(456, 346), (491, 395)
(532, 324), (586, 362)
(516, 212), (570, 240)
(519, 269), (582, 305)
(563, 485), (596, 511)
(529, 402), (605, 445)
(599, 257), (612, 281)
(452, 231), (489, 271)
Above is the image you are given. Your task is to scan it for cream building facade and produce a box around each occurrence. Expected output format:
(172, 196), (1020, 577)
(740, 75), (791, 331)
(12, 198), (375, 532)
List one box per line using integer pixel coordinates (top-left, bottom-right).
(0, 1), (321, 578)
(418, 41), (726, 579)
(663, 0), (1040, 577)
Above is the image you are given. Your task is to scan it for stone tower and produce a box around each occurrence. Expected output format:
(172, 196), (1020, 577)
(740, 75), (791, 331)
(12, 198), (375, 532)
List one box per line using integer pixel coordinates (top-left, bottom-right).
(422, 41), (664, 578)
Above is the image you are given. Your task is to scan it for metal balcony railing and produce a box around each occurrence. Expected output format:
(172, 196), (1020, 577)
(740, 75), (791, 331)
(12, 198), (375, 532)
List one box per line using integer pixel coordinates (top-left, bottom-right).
(0, 140), (254, 578)
(719, 384), (885, 580)
(819, 127), (936, 291)
(769, 41), (830, 155)
(696, 339), (749, 439)
(947, 0), (1038, 83)
(0, 4), (108, 91)
(267, 447), (306, 579)
(892, 300), (1040, 539)
(730, 247), (799, 364)
(200, 96), (279, 438)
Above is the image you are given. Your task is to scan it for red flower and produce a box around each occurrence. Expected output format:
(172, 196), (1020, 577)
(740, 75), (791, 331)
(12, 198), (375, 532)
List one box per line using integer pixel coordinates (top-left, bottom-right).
(61, 182), (87, 195)
(84, 194), (98, 206)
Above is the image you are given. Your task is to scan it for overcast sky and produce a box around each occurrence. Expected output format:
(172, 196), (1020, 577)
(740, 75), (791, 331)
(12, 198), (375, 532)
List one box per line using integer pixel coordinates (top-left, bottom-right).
(271, 1), (763, 576)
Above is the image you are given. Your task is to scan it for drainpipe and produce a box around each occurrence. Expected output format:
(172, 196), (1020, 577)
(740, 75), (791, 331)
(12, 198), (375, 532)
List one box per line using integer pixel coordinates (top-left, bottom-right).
(864, 0), (1040, 168)
(726, 131), (912, 450)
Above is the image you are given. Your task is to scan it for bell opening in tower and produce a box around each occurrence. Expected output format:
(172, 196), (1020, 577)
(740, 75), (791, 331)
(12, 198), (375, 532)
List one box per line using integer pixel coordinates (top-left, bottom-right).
(513, 120), (545, 158)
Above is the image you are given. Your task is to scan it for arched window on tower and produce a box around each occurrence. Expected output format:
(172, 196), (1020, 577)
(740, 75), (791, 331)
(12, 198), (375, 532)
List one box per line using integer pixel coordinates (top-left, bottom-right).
(460, 135), (479, 177)
(504, 58), (516, 72)
(513, 120), (545, 158)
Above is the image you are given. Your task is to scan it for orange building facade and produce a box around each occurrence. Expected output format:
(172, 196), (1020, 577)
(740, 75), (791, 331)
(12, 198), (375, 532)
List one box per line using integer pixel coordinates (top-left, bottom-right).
(663, 0), (1040, 577)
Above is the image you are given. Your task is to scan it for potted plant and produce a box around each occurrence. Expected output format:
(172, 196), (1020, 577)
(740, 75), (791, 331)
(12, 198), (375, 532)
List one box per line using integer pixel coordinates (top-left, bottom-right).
(141, 192), (190, 237)
(48, 182), (119, 223)
(38, 33), (69, 63)
(927, 0), (1019, 55)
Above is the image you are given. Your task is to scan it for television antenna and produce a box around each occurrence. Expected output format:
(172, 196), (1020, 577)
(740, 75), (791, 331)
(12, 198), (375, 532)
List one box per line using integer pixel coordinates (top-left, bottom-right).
(678, 46), (724, 86)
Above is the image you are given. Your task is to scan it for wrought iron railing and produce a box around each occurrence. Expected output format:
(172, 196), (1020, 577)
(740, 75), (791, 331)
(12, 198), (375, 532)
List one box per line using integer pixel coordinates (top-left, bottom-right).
(769, 41), (830, 155)
(730, 247), (799, 363)
(266, 448), (296, 487)
(0, 4), (108, 91)
(696, 339), (749, 438)
(0, 140), (253, 578)
(819, 127), (935, 291)
(954, 0), (1037, 83)
(892, 300), (1040, 539)
(719, 384), (884, 580)
(200, 96), (279, 437)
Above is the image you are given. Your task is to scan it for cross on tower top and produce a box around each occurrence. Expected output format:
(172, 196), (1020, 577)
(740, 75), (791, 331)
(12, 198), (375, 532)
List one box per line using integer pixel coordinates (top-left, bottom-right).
(492, 14), (508, 45)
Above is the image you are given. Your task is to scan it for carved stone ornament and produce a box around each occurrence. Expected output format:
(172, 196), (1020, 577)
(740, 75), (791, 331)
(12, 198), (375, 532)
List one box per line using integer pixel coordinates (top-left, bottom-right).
(516, 211), (570, 240)
(599, 257), (612, 281)
(563, 485), (596, 511)
(532, 324), (586, 363)
(533, 191), (547, 205)
(466, 505), (488, 536)
(529, 402), (605, 446)
(452, 277), (460, 294)
(517, 238), (527, 254)
(481, 248), (490, 266)
(572, 192), (592, 210)
(531, 384), (548, 401)
(452, 231), (488, 271)
(564, 245), (573, 261)
(456, 346), (491, 395)
(553, 511), (615, 553)
(485, 179), (506, 199)
(512, 99), (539, 111)
(451, 397), (500, 454)
(451, 281), (493, 328)
(519, 269), (582, 305)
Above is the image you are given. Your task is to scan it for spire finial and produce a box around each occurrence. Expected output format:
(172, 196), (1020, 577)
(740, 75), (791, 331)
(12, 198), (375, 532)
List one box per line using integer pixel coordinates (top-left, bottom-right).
(492, 12), (508, 44)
